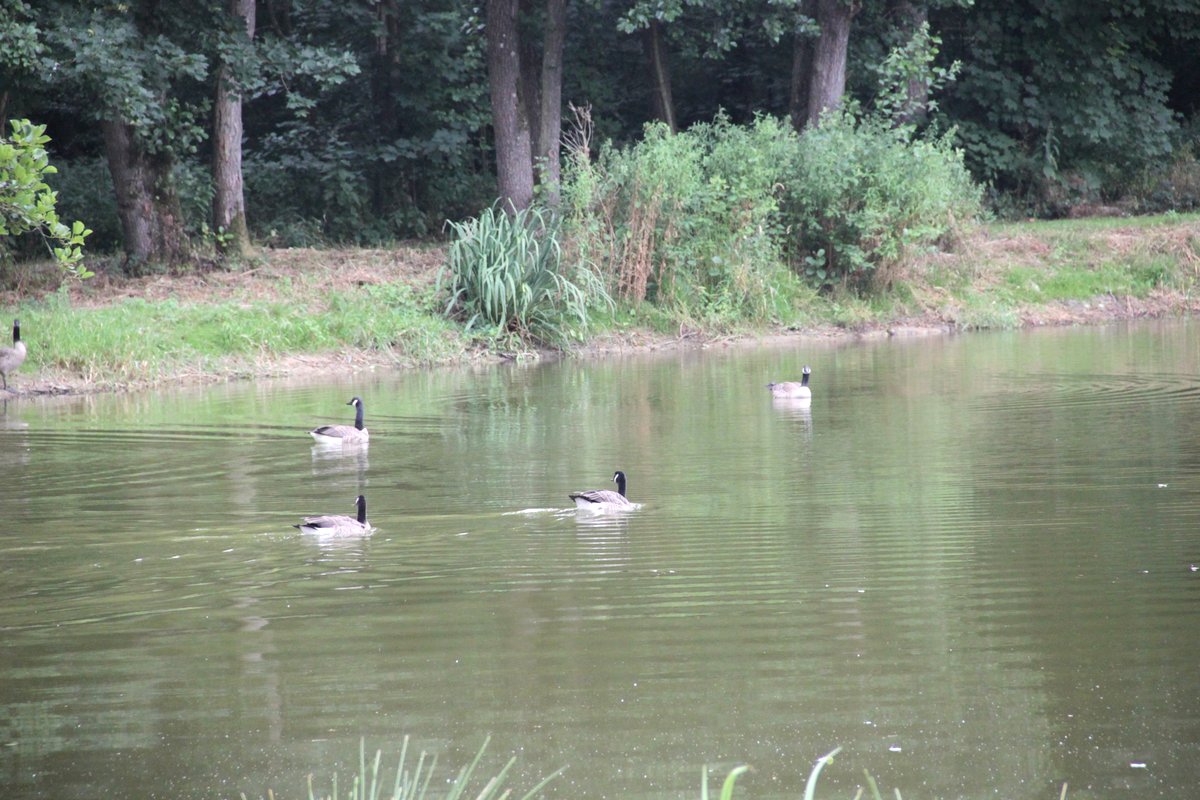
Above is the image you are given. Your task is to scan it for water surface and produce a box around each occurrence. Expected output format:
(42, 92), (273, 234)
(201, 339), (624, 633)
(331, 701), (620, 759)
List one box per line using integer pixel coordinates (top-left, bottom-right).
(2, 320), (1199, 799)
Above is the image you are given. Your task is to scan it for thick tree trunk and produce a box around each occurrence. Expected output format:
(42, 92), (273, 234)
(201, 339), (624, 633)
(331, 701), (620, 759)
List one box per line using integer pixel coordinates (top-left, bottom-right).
(212, 0), (256, 258)
(536, 0), (567, 202)
(643, 20), (676, 132)
(101, 118), (191, 266)
(891, 0), (929, 125)
(788, 1), (816, 131)
(807, 0), (858, 127)
(487, 0), (534, 212)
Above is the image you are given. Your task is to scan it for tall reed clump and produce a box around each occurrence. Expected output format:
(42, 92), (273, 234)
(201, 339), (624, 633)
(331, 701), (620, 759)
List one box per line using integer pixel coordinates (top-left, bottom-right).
(779, 110), (983, 292)
(442, 203), (611, 346)
(265, 736), (563, 800)
(562, 110), (809, 327)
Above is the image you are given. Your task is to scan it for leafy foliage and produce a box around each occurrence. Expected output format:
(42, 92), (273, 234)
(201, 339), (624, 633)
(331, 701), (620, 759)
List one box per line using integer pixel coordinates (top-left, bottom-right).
(0, 119), (92, 277)
(3, 0), (1198, 267)
(780, 110), (982, 290)
(563, 108), (979, 305)
(42, 4), (211, 156)
(936, 0), (1199, 210)
(564, 113), (807, 323)
(870, 19), (959, 125)
(442, 204), (612, 345)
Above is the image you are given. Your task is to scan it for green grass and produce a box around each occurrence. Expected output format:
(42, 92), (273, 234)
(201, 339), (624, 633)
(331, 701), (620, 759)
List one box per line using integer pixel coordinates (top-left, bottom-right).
(918, 211), (1200, 330)
(989, 210), (1200, 236)
(4, 211), (1198, 389)
(13, 281), (466, 385)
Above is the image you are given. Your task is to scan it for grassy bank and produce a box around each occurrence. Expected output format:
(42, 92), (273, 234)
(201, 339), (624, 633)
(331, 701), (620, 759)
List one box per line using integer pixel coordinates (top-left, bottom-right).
(1, 213), (1198, 395)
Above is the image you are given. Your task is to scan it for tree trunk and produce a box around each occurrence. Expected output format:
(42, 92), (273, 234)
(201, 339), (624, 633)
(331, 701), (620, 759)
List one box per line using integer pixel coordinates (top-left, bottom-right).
(807, 0), (858, 127)
(643, 19), (676, 132)
(536, 0), (567, 202)
(788, 1), (816, 131)
(487, 0), (534, 212)
(891, 0), (929, 125)
(520, 0), (543, 160)
(212, 0), (256, 258)
(370, 0), (403, 216)
(102, 118), (191, 267)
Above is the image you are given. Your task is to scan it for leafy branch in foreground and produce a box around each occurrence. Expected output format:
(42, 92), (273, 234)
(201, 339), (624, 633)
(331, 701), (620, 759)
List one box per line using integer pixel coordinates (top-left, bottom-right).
(0, 119), (93, 278)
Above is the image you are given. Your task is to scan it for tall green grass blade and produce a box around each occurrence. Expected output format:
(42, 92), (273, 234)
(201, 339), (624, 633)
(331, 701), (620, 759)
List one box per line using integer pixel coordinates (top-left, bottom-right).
(802, 746), (842, 800)
(515, 765), (566, 800)
(718, 765), (749, 800)
(863, 768), (883, 800)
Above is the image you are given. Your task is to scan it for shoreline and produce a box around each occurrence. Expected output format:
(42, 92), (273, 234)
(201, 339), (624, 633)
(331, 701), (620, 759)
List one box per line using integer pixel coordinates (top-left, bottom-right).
(3, 293), (1195, 399)
(3, 214), (1199, 398)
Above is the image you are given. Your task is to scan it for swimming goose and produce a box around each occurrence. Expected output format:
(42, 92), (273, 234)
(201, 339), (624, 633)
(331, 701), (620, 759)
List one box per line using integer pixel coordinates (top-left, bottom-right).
(570, 470), (634, 509)
(767, 366), (812, 400)
(0, 319), (27, 391)
(310, 396), (369, 443)
(294, 494), (371, 535)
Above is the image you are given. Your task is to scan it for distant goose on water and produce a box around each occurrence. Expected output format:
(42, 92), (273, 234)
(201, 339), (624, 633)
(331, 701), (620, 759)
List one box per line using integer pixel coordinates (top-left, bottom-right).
(0, 319), (27, 391)
(294, 494), (371, 536)
(767, 365), (812, 400)
(310, 396), (369, 443)
(569, 470), (634, 510)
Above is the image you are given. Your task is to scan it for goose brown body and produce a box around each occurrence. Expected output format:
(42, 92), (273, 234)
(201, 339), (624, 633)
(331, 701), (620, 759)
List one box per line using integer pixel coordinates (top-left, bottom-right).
(569, 470), (633, 509)
(767, 366), (812, 400)
(294, 495), (371, 535)
(311, 396), (369, 443)
(0, 319), (27, 391)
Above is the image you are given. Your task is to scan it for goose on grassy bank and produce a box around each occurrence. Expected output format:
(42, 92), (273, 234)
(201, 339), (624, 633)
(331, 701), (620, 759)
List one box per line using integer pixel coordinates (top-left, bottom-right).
(0, 319), (27, 391)
(310, 396), (369, 443)
(294, 494), (371, 535)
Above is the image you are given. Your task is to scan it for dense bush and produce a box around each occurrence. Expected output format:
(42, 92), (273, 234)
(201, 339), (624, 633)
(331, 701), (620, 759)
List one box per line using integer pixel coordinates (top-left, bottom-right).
(936, 0), (1191, 213)
(562, 110), (981, 313)
(442, 204), (611, 346)
(563, 114), (807, 324)
(780, 111), (982, 291)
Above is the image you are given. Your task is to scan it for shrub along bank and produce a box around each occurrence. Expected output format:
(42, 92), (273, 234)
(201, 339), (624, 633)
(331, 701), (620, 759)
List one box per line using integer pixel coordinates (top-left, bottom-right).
(3, 209), (1198, 396)
(2, 115), (1199, 394)
(444, 110), (983, 344)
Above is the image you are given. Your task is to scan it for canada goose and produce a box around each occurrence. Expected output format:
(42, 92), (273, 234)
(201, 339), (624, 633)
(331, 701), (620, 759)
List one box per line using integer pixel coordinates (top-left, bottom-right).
(294, 494), (371, 535)
(0, 319), (27, 391)
(767, 365), (812, 400)
(310, 396), (369, 443)
(569, 470), (634, 509)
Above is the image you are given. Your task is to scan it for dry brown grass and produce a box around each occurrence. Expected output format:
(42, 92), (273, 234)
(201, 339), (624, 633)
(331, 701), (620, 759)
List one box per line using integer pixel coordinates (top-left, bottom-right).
(2, 244), (448, 310)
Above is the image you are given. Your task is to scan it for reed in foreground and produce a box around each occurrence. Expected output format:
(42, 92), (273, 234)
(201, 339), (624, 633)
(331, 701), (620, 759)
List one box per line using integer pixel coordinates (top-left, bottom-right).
(295, 736), (563, 800)
(704, 747), (899, 800)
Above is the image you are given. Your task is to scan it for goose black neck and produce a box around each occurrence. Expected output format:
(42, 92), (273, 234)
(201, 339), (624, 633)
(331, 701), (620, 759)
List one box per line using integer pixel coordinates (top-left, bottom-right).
(801, 371), (809, 387)
(614, 472), (627, 497)
(356, 495), (367, 524)
(354, 402), (364, 430)
(11, 320), (19, 344)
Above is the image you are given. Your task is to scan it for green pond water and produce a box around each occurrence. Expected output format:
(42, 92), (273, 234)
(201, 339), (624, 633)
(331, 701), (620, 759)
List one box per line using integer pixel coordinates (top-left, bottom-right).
(2, 320), (1199, 799)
